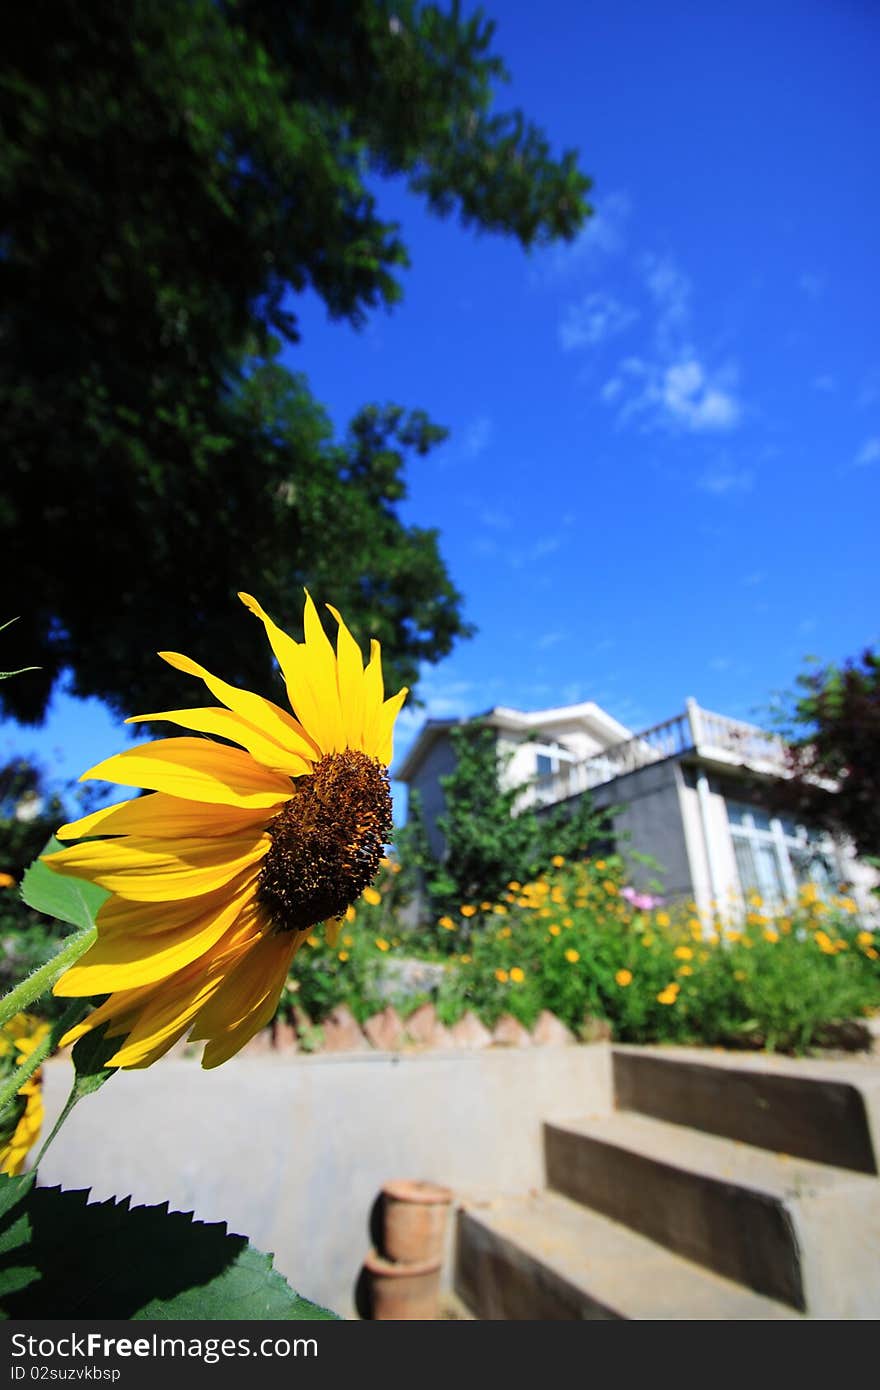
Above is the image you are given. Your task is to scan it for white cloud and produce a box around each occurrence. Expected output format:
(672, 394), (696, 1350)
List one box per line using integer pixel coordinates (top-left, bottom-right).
(463, 415), (492, 459)
(696, 464), (755, 495)
(600, 377), (624, 402)
(613, 356), (741, 434)
(479, 507), (512, 530)
(558, 292), (638, 351)
(855, 437), (880, 467)
(542, 192), (631, 279)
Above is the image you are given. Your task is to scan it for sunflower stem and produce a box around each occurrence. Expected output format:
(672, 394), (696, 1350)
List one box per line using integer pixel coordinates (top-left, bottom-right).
(0, 1000), (87, 1124)
(0, 927), (96, 1031)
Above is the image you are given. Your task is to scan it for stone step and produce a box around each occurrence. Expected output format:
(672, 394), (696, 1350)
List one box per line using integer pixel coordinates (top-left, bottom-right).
(612, 1045), (880, 1173)
(544, 1112), (880, 1316)
(455, 1191), (801, 1320)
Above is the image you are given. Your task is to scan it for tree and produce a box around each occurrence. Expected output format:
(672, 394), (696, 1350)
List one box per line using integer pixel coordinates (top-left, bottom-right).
(416, 721), (612, 916)
(0, 0), (592, 722)
(769, 648), (880, 866)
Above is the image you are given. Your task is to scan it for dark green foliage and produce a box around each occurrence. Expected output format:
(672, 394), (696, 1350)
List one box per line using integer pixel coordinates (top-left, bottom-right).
(769, 649), (880, 866)
(0, 0), (592, 723)
(421, 721), (612, 915)
(0, 1178), (338, 1319)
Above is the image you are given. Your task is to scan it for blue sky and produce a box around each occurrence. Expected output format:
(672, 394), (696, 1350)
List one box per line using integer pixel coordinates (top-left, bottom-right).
(3, 0), (878, 824)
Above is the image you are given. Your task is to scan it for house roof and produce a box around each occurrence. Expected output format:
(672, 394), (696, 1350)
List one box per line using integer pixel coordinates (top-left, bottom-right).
(394, 701), (634, 783)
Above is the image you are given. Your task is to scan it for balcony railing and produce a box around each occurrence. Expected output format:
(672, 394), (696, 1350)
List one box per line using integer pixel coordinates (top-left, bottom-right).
(521, 700), (789, 809)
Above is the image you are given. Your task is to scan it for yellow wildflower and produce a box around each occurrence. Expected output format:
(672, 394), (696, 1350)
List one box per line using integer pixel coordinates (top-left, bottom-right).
(678, 964), (693, 977)
(615, 969), (633, 987)
(656, 985), (679, 1005)
(551, 855), (565, 868)
(460, 905), (477, 918)
(495, 969), (509, 984)
(337, 951), (349, 962)
(510, 966), (525, 984)
(565, 949), (580, 964)
(363, 886), (382, 907)
(655, 911), (671, 928)
(375, 937), (390, 952)
(439, 916), (456, 932)
(673, 945), (693, 961)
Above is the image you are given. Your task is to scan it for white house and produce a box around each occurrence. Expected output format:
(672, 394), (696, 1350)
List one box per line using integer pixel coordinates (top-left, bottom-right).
(395, 697), (878, 921)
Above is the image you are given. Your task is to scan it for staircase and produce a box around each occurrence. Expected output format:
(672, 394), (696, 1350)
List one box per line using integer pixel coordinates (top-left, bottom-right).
(454, 1045), (880, 1319)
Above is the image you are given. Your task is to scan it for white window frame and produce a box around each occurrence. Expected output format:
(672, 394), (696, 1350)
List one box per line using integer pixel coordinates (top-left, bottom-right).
(726, 800), (842, 908)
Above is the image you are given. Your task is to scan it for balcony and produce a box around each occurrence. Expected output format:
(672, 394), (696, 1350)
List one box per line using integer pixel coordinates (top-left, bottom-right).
(522, 699), (790, 809)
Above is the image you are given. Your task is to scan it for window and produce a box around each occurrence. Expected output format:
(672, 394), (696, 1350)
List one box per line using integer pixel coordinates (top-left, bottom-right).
(726, 799), (842, 906)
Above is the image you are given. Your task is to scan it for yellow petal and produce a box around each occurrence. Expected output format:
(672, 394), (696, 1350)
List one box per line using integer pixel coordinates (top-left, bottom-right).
(81, 738), (293, 808)
(57, 793), (269, 842)
(326, 604), (365, 751)
(194, 929), (300, 1068)
(156, 651), (321, 763)
(93, 871), (256, 938)
(375, 687), (408, 766)
(361, 639), (385, 753)
(237, 591), (304, 709)
(57, 985), (154, 1046)
(44, 833), (268, 901)
(55, 878), (256, 993)
(325, 916), (343, 947)
(107, 969), (227, 1069)
(126, 707), (313, 777)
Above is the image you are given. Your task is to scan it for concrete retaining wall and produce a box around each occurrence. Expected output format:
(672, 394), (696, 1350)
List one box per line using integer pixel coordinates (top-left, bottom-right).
(37, 1045), (612, 1318)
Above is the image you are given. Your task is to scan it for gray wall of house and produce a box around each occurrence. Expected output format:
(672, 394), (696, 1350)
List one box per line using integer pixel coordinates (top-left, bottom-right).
(408, 733), (458, 859)
(37, 1046), (613, 1319)
(583, 758), (695, 900)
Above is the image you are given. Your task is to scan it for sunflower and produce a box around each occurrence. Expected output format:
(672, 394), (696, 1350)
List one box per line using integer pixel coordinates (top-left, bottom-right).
(0, 1013), (49, 1175)
(44, 592), (407, 1069)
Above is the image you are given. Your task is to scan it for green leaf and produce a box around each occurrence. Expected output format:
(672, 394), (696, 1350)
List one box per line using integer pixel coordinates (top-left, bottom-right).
(0, 1180), (339, 1320)
(70, 1023), (119, 1098)
(20, 837), (109, 931)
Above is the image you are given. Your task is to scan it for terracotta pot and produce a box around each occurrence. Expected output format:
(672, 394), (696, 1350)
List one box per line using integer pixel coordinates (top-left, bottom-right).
(380, 1179), (453, 1265)
(363, 1248), (442, 1320)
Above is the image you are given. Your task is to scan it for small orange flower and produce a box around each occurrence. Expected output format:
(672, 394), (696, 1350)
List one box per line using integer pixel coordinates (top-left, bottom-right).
(460, 905), (477, 918)
(306, 935), (320, 948)
(507, 881), (521, 892)
(551, 855), (565, 868)
(337, 951), (349, 962)
(480, 901), (493, 911)
(362, 886), (382, 907)
(655, 911), (671, 928)
(495, 968), (509, 984)
(763, 929), (779, 943)
(595, 860), (607, 871)
(0, 872), (15, 889)
(548, 925), (561, 937)
(459, 953), (472, 964)
(673, 945), (693, 961)
(603, 881), (617, 896)
(677, 964), (693, 977)
(375, 937), (390, 952)
(510, 966), (525, 983)
(564, 949), (580, 964)
(615, 969), (633, 987)
(439, 916), (456, 932)
(656, 984), (679, 1005)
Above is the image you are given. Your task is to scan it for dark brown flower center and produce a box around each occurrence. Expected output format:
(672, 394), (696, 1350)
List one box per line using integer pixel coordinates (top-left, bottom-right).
(257, 749), (392, 934)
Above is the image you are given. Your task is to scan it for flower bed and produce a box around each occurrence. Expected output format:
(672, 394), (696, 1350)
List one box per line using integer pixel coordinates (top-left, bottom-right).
(279, 856), (880, 1055)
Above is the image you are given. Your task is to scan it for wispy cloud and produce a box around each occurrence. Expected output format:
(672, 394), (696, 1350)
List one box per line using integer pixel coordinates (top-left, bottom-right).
(798, 272), (824, 299)
(854, 437), (880, 467)
(541, 191), (631, 279)
(558, 291), (638, 351)
(696, 462), (755, 495)
(858, 366), (880, 409)
(463, 415), (492, 459)
(479, 507), (512, 530)
(536, 630), (566, 651)
(589, 251), (744, 436)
